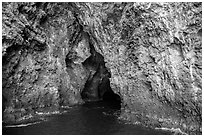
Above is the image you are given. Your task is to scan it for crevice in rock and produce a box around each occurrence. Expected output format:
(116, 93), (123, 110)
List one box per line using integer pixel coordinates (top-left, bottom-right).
(81, 42), (121, 108)
(64, 27), (121, 108)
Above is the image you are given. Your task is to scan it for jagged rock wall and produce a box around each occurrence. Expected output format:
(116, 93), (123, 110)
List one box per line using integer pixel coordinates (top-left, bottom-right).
(2, 2), (202, 134)
(76, 2), (202, 134)
(2, 2), (90, 122)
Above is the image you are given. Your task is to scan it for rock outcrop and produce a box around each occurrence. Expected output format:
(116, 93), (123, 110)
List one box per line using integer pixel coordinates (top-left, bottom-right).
(2, 2), (202, 134)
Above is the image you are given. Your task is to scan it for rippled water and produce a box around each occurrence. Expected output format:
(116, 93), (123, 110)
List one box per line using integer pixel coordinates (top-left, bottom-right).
(2, 101), (173, 135)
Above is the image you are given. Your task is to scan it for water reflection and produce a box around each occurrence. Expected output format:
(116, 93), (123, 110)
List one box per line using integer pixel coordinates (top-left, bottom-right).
(3, 101), (172, 135)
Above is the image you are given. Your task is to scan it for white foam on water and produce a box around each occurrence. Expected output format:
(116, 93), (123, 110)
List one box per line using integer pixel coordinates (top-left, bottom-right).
(61, 106), (72, 109)
(35, 110), (68, 116)
(102, 112), (112, 116)
(36, 111), (60, 115)
(155, 127), (188, 135)
(5, 121), (41, 128)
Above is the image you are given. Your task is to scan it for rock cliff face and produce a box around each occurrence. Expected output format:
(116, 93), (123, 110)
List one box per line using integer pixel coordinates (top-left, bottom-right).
(2, 2), (202, 134)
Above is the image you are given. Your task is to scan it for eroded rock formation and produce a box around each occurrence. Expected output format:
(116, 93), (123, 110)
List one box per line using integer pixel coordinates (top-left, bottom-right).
(2, 2), (202, 134)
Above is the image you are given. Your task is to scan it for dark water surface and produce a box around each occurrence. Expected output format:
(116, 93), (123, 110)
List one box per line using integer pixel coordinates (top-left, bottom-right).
(3, 101), (173, 135)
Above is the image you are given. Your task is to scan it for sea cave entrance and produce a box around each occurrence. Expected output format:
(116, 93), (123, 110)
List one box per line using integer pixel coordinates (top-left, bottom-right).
(81, 44), (121, 109)
(65, 31), (121, 109)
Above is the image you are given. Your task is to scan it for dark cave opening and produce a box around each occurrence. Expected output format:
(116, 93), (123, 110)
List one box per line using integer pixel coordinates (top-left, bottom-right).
(65, 30), (121, 109)
(81, 72), (121, 109)
(98, 78), (121, 109)
(80, 44), (121, 109)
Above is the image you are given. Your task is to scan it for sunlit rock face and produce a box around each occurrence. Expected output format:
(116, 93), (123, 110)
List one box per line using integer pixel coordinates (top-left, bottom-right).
(2, 2), (202, 134)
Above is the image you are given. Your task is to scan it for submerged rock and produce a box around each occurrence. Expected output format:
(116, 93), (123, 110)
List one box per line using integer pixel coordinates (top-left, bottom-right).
(2, 2), (202, 134)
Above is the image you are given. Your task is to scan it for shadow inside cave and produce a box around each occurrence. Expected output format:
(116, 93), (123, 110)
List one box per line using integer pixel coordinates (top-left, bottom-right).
(64, 31), (121, 110)
(80, 43), (121, 109)
(81, 60), (121, 109)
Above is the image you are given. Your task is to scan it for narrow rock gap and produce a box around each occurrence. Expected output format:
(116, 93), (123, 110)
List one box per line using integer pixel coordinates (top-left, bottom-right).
(65, 27), (121, 109)
(81, 41), (121, 109)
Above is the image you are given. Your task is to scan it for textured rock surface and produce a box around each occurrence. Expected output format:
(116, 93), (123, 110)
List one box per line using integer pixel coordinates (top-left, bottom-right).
(2, 2), (202, 134)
